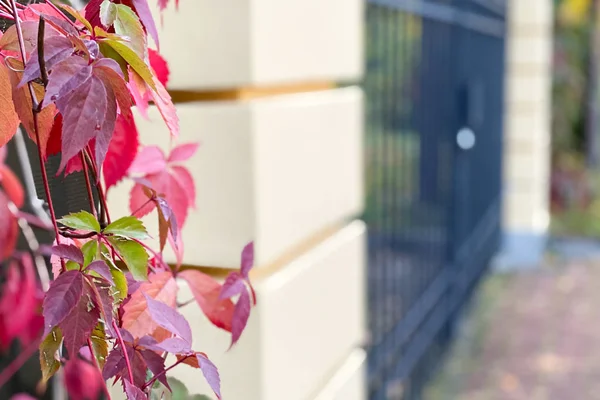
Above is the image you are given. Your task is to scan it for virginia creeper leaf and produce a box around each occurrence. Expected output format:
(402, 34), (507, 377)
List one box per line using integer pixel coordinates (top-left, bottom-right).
(140, 349), (169, 388)
(241, 242), (255, 278)
(90, 324), (108, 369)
(122, 271), (177, 338)
(0, 162), (25, 207)
(99, 0), (117, 27)
(150, 72), (178, 136)
(132, 0), (160, 48)
(0, 62), (19, 147)
(19, 36), (74, 87)
(178, 270), (235, 332)
(102, 38), (156, 90)
(231, 289), (251, 347)
(111, 267), (129, 301)
(129, 145), (166, 175)
(143, 294), (192, 347)
(111, 3), (147, 59)
(104, 216), (149, 240)
(81, 239), (99, 267)
(87, 260), (115, 284)
(55, 3), (94, 32)
(59, 211), (101, 232)
(102, 347), (125, 380)
(7, 62), (56, 155)
(42, 56), (92, 108)
(197, 353), (221, 399)
(59, 283), (100, 356)
(0, 21), (58, 52)
(124, 379), (147, 400)
(39, 327), (62, 383)
(0, 193), (18, 261)
(219, 272), (245, 300)
(51, 244), (84, 265)
(153, 337), (190, 353)
(168, 143), (199, 163)
(107, 236), (149, 281)
(103, 113), (139, 190)
(149, 49), (169, 86)
(42, 270), (84, 335)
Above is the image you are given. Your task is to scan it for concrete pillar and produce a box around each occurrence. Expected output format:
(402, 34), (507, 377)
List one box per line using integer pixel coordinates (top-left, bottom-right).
(495, 0), (553, 270)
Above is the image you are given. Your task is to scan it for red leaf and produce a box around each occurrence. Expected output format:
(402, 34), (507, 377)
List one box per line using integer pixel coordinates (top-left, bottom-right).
(0, 193), (18, 261)
(59, 283), (100, 356)
(64, 358), (103, 400)
(0, 62), (19, 148)
(122, 271), (178, 338)
(42, 270), (84, 335)
(129, 182), (157, 218)
(170, 165), (196, 209)
(231, 289), (251, 347)
(83, 0), (103, 28)
(104, 113), (139, 190)
(150, 74), (179, 137)
(46, 114), (62, 158)
(178, 270), (234, 332)
(0, 164), (25, 208)
(149, 49), (169, 86)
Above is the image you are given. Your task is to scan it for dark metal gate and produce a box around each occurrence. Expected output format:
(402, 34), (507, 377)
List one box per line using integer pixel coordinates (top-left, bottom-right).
(363, 1), (506, 399)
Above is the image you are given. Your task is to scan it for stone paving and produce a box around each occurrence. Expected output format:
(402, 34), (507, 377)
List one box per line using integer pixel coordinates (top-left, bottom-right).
(425, 238), (600, 400)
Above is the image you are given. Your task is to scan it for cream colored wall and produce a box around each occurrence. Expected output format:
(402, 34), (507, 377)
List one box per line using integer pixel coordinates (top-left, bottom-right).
(107, 1), (366, 399)
(498, 0), (553, 269)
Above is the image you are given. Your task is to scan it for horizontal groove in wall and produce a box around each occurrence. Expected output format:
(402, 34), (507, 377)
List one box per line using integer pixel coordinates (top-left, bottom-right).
(178, 221), (347, 281)
(169, 81), (336, 103)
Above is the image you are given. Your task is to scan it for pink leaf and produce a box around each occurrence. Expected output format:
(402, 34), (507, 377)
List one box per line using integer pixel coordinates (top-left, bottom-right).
(168, 142), (199, 163)
(231, 289), (251, 347)
(42, 270), (84, 335)
(178, 270), (234, 332)
(240, 242), (254, 278)
(150, 75), (179, 137)
(59, 284), (100, 356)
(170, 165), (196, 209)
(0, 193), (18, 262)
(0, 164), (25, 208)
(197, 353), (222, 399)
(129, 183), (157, 218)
(64, 358), (103, 400)
(104, 113), (139, 190)
(51, 244), (84, 265)
(155, 337), (190, 353)
(129, 146), (166, 175)
(132, 0), (160, 48)
(87, 260), (114, 285)
(143, 293), (192, 347)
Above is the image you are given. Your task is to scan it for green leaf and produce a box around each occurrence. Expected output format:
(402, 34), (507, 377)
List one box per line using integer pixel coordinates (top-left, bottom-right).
(100, 0), (117, 27)
(112, 4), (147, 58)
(107, 237), (148, 281)
(103, 216), (149, 240)
(81, 239), (99, 267)
(65, 260), (79, 271)
(59, 211), (100, 232)
(39, 327), (62, 383)
(102, 38), (156, 91)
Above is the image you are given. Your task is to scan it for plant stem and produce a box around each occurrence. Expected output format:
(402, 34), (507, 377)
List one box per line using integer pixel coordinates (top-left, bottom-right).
(8, 0), (64, 271)
(81, 152), (98, 218)
(0, 338), (40, 390)
(112, 320), (134, 384)
(87, 338), (112, 400)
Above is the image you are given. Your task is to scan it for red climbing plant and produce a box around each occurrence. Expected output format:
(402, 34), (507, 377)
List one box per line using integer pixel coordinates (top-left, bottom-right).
(0, 0), (256, 399)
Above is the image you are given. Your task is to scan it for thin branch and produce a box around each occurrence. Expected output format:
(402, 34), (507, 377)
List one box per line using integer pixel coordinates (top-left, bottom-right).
(7, 0), (64, 272)
(142, 355), (190, 390)
(81, 152), (98, 218)
(37, 16), (48, 88)
(112, 320), (134, 384)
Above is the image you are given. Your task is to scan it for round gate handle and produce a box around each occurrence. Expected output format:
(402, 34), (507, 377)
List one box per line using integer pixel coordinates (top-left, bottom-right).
(456, 127), (476, 150)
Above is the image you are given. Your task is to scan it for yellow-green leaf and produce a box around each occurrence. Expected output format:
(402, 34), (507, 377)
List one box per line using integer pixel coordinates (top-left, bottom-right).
(110, 266), (128, 301)
(90, 324), (108, 369)
(39, 327), (63, 383)
(104, 216), (149, 240)
(58, 211), (100, 232)
(102, 38), (156, 91)
(108, 3), (147, 59)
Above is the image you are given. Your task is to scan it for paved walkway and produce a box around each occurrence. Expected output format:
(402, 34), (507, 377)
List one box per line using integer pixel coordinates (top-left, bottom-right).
(426, 238), (600, 400)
